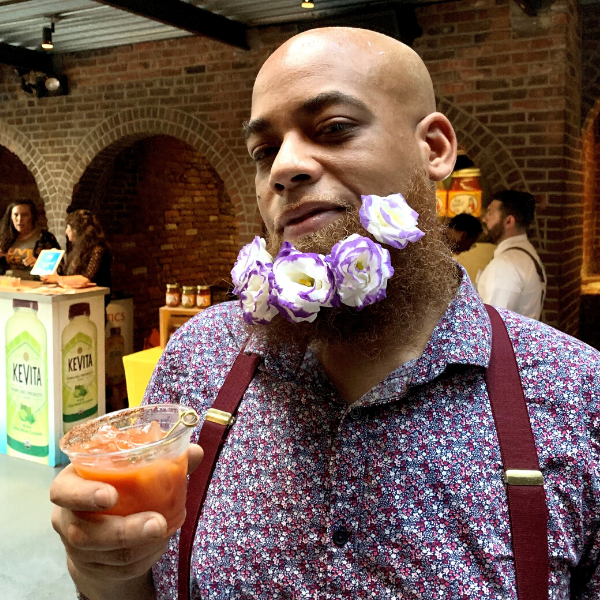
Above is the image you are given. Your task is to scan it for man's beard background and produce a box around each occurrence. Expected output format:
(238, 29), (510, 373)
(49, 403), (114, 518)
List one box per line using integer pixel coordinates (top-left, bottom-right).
(247, 169), (459, 359)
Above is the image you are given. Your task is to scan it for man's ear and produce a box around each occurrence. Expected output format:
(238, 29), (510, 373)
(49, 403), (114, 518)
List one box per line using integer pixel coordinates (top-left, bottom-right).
(415, 112), (457, 181)
(504, 214), (516, 230)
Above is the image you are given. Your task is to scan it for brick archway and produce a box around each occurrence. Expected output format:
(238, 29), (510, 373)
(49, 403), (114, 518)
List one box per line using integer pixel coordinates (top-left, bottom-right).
(0, 120), (56, 214)
(437, 97), (528, 194)
(54, 107), (259, 245)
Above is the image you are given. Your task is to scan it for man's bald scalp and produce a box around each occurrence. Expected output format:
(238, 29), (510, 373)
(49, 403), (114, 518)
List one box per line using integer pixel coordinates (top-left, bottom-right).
(255, 27), (436, 121)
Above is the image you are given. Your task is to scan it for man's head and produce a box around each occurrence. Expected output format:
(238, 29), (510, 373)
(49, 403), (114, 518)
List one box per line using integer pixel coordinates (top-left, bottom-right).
(243, 28), (459, 351)
(482, 189), (535, 245)
(445, 213), (482, 254)
(245, 27), (457, 248)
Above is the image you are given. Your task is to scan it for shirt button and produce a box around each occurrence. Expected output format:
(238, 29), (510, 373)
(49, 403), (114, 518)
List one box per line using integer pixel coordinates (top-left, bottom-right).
(332, 527), (350, 547)
(349, 407), (362, 421)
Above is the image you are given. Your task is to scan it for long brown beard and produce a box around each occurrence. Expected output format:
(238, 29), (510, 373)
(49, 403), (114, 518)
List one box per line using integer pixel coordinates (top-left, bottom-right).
(247, 170), (460, 359)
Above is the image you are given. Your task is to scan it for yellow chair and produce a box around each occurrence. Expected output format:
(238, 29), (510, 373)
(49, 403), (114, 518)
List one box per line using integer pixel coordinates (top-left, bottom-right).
(122, 346), (164, 407)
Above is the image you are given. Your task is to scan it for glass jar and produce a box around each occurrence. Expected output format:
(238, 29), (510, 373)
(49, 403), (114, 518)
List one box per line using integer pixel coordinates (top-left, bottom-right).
(196, 285), (211, 308)
(165, 284), (181, 307)
(447, 168), (482, 217)
(181, 286), (196, 308)
(435, 180), (447, 217)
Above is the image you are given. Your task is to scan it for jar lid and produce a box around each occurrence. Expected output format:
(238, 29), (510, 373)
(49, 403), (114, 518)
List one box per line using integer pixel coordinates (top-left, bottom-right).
(182, 286), (196, 293)
(166, 283), (179, 290)
(451, 168), (481, 177)
(197, 285), (210, 291)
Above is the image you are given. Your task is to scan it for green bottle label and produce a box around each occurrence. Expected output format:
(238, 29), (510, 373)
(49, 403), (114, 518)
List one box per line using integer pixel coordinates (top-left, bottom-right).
(62, 331), (97, 424)
(6, 331), (48, 459)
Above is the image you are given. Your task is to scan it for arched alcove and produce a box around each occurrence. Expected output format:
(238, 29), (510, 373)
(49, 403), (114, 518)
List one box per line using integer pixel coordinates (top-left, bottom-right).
(0, 146), (47, 228)
(54, 107), (260, 248)
(71, 135), (239, 350)
(582, 98), (600, 281)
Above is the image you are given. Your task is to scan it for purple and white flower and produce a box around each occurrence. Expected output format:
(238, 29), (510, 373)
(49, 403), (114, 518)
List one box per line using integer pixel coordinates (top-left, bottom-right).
(239, 263), (278, 325)
(231, 236), (273, 295)
(270, 242), (338, 323)
(327, 234), (394, 311)
(359, 193), (425, 249)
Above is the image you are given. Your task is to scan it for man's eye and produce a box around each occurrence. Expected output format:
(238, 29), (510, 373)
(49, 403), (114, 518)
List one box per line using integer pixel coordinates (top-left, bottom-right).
(319, 122), (355, 136)
(252, 147), (277, 162)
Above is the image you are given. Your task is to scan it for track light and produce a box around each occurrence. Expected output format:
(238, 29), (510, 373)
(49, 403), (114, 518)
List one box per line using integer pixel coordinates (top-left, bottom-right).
(41, 25), (54, 50)
(301, 1), (315, 8)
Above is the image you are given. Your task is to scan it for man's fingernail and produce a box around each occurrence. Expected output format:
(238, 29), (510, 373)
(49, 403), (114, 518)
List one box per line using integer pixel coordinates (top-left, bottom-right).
(94, 488), (112, 508)
(143, 518), (163, 538)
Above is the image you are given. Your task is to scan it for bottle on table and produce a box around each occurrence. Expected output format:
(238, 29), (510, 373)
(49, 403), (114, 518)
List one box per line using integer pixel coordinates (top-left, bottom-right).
(62, 302), (98, 433)
(6, 299), (49, 464)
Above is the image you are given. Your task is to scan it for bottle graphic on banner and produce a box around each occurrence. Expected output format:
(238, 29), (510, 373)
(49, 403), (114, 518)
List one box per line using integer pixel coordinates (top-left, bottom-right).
(62, 302), (98, 433)
(106, 327), (125, 386)
(6, 299), (48, 464)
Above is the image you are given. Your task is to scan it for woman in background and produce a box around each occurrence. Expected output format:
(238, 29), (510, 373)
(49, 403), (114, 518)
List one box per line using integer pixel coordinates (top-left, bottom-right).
(42, 209), (111, 293)
(0, 198), (60, 279)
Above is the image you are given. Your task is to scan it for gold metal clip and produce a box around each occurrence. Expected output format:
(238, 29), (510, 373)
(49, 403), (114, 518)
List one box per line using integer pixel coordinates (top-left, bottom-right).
(502, 469), (544, 486)
(205, 408), (235, 426)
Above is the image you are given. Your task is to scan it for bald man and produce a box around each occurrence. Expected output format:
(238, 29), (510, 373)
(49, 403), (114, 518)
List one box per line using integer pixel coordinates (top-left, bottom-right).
(51, 28), (600, 600)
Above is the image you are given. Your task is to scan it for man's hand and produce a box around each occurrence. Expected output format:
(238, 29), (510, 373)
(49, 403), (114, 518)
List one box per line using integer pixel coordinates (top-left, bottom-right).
(50, 444), (203, 600)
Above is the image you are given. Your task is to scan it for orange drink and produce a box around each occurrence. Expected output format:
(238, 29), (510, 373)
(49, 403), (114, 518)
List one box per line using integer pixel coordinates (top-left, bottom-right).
(60, 404), (197, 531)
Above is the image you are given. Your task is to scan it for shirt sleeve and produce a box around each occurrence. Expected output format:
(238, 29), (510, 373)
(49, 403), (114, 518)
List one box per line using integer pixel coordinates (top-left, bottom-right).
(476, 258), (523, 312)
(80, 246), (104, 282)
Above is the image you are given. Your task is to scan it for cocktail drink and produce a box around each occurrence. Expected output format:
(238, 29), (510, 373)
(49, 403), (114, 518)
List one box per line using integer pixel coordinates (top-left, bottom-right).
(60, 404), (198, 531)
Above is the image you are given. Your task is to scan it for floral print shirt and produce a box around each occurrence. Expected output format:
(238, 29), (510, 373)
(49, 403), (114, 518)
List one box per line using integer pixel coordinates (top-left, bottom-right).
(146, 271), (600, 599)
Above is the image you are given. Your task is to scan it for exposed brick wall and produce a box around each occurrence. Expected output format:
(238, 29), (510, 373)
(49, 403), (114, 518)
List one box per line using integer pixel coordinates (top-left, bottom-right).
(0, 2), (589, 335)
(414, 0), (582, 332)
(71, 135), (238, 350)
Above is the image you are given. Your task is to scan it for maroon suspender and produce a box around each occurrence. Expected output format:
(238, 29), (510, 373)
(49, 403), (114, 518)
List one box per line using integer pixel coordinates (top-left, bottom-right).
(177, 307), (549, 599)
(177, 349), (261, 600)
(483, 304), (549, 600)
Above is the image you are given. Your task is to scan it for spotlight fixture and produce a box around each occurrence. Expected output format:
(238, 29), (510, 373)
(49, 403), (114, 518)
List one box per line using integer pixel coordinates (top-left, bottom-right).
(301, 1), (315, 8)
(41, 24), (54, 50)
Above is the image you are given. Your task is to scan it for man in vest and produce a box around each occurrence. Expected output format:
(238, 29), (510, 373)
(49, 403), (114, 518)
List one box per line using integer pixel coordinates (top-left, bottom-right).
(50, 27), (599, 600)
(477, 190), (546, 320)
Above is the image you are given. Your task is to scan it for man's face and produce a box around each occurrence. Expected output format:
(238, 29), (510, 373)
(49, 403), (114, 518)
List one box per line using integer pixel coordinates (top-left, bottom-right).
(11, 204), (33, 235)
(482, 200), (505, 244)
(246, 45), (423, 246)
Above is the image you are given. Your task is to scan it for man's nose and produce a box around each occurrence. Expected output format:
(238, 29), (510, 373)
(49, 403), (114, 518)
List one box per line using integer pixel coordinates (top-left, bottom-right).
(268, 132), (322, 194)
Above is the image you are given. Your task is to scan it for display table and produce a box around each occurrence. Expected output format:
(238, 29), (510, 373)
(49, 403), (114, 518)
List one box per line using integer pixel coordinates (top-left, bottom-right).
(0, 283), (109, 466)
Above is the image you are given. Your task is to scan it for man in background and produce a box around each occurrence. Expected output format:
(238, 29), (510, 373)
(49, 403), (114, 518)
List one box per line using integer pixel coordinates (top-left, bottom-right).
(477, 189), (546, 320)
(445, 213), (495, 284)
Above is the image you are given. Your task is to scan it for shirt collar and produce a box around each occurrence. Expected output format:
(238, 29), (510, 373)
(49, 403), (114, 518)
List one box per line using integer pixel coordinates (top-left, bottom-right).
(494, 233), (529, 256)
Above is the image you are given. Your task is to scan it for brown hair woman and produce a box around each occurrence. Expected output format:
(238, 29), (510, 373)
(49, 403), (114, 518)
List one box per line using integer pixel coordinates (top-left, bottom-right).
(0, 198), (60, 279)
(42, 209), (111, 294)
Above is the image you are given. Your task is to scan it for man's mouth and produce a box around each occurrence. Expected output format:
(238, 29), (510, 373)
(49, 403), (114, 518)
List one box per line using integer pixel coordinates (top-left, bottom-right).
(278, 202), (347, 239)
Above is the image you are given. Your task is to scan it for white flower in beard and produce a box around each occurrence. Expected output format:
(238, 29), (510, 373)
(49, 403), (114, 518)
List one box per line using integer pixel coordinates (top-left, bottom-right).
(239, 263), (278, 325)
(270, 242), (339, 323)
(359, 193), (425, 249)
(327, 234), (394, 311)
(231, 236), (273, 295)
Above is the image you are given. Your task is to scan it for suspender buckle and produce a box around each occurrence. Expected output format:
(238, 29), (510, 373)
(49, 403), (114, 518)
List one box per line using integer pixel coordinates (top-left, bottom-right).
(502, 469), (544, 486)
(205, 408), (235, 427)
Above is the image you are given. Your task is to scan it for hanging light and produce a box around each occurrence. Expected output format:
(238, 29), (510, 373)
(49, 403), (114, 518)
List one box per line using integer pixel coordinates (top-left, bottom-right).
(41, 25), (54, 50)
(301, 1), (315, 8)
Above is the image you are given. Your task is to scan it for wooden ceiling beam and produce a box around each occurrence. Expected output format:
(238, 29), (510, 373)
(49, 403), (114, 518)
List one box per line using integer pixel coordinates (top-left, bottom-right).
(96, 0), (249, 50)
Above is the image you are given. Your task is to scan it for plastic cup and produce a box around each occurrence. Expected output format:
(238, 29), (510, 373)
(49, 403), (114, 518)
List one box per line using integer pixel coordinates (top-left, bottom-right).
(60, 404), (196, 531)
